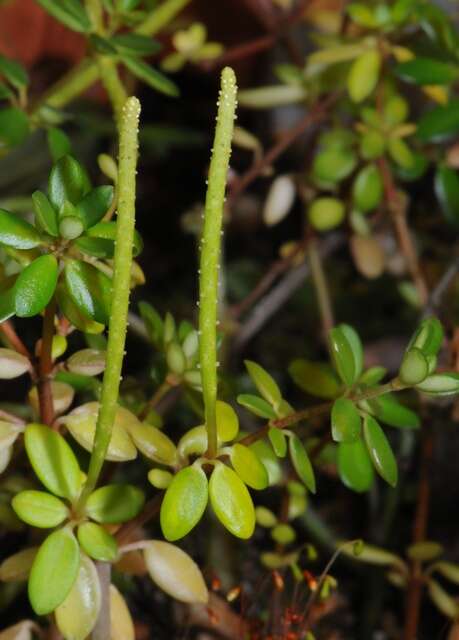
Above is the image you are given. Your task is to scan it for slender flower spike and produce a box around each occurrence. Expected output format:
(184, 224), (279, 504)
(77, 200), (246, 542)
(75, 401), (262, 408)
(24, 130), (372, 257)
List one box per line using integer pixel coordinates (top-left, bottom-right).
(199, 67), (237, 458)
(78, 96), (141, 507)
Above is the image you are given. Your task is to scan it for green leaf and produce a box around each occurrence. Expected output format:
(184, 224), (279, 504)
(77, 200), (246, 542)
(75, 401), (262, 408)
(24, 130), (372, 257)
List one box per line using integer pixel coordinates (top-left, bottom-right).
(0, 107), (29, 146)
(138, 301), (164, 345)
(428, 579), (459, 620)
(230, 443), (268, 490)
(340, 324), (363, 378)
(55, 554), (101, 640)
(62, 402), (138, 461)
(399, 348), (429, 385)
(308, 197), (345, 231)
(47, 127), (72, 162)
(87, 221), (143, 256)
(331, 398), (361, 442)
(0, 55), (28, 89)
(75, 186), (114, 229)
(289, 435), (316, 493)
(415, 372), (459, 396)
(430, 562), (459, 585)
(57, 282), (105, 334)
(24, 423), (82, 501)
(407, 541), (443, 562)
(215, 400), (239, 442)
(435, 166), (459, 227)
(408, 316), (444, 356)
(363, 415), (398, 487)
(28, 528), (80, 615)
(329, 326), (357, 387)
(126, 421), (177, 465)
(360, 366), (387, 386)
(77, 522), (118, 562)
(75, 236), (115, 259)
(268, 427), (287, 457)
(35, 0), (90, 32)
(417, 100), (459, 143)
(396, 58), (458, 85)
(353, 164), (383, 213)
(144, 541), (208, 604)
(0, 288), (15, 323)
(0, 209), (41, 249)
(209, 463), (255, 539)
(85, 484), (145, 524)
(32, 191), (59, 236)
(64, 259), (112, 324)
(160, 466), (208, 541)
(313, 147), (357, 183)
(337, 438), (374, 492)
(14, 255), (58, 317)
(122, 56), (179, 97)
(237, 394), (277, 419)
(288, 359), (341, 399)
(347, 50), (381, 103)
(49, 155), (91, 210)
(12, 490), (68, 528)
(366, 394), (420, 428)
(250, 439), (282, 485)
(245, 360), (282, 408)
(111, 33), (161, 57)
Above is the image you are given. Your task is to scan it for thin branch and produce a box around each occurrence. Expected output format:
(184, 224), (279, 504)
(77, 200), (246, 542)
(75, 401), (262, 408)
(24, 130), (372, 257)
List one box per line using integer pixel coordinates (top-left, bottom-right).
(228, 91), (340, 206)
(234, 233), (344, 351)
(308, 235), (334, 337)
(115, 495), (162, 545)
(0, 320), (32, 360)
(38, 298), (57, 427)
(424, 255), (459, 318)
(378, 158), (429, 307)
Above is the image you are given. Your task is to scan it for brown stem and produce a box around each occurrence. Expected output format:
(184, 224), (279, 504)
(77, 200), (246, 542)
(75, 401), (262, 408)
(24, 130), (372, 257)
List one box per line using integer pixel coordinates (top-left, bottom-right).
(403, 427), (433, 640)
(0, 319), (32, 360)
(200, 34), (276, 71)
(228, 91), (340, 205)
(229, 235), (309, 320)
(138, 380), (173, 421)
(378, 158), (428, 307)
(38, 298), (57, 427)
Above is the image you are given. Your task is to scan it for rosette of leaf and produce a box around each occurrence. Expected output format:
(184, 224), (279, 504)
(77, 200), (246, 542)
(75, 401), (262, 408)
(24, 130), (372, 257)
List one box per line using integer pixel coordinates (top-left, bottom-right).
(161, 22), (224, 72)
(3, 424), (208, 638)
(0, 154), (144, 332)
(59, 401), (179, 468)
(344, 538), (459, 623)
(290, 318), (459, 494)
(139, 301), (203, 392)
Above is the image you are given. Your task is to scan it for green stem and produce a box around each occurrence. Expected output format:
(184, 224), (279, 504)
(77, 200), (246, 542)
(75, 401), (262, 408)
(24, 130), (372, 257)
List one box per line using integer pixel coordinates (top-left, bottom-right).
(31, 0), (191, 117)
(96, 55), (128, 125)
(77, 96), (140, 508)
(239, 378), (406, 446)
(199, 67), (237, 459)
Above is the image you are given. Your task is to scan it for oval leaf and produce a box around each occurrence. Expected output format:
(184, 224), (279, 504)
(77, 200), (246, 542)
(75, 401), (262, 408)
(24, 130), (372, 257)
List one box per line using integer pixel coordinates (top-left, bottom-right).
(0, 209), (41, 250)
(363, 415), (398, 486)
(28, 528), (80, 615)
(160, 466), (208, 541)
(24, 423), (82, 501)
(144, 540), (208, 603)
(55, 554), (101, 640)
(289, 435), (316, 493)
(331, 398), (361, 442)
(12, 490), (68, 528)
(209, 463), (255, 539)
(64, 259), (111, 325)
(14, 255), (58, 318)
(77, 522), (118, 562)
(337, 438), (374, 492)
(230, 443), (268, 490)
(85, 484), (145, 524)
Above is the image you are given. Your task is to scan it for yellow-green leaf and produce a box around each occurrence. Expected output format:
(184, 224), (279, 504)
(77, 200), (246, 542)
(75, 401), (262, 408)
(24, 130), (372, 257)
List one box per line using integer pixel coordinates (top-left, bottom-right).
(209, 463), (255, 539)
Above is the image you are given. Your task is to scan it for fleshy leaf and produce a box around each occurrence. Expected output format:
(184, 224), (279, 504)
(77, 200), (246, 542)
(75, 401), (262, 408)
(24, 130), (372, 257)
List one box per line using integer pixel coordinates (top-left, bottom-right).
(209, 463), (255, 539)
(160, 466), (208, 541)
